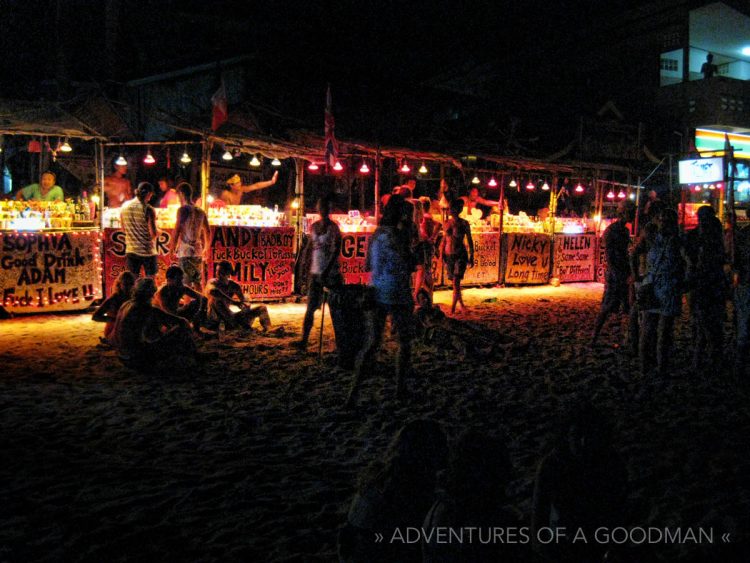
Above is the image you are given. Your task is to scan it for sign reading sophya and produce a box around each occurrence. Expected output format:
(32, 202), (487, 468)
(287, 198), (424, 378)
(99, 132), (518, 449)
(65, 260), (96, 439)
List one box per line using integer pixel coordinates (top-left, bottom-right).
(553, 234), (596, 282)
(503, 233), (550, 284)
(208, 226), (295, 299)
(1, 230), (102, 311)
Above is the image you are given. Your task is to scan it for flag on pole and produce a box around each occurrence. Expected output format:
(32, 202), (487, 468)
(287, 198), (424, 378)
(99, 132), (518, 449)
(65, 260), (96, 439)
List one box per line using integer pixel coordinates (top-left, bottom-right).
(211, 78), (228, 131)
(324, 84), (338, 170)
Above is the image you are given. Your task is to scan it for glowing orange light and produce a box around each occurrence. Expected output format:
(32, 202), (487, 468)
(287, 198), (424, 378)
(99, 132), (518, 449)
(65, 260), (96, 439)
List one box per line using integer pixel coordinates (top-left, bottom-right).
(606, 190), (615, 199)
(488, 177), (497, 187)
(359, 162), (370, 174)
(308, 162), (319, 171)
(333, 161), (343, 171)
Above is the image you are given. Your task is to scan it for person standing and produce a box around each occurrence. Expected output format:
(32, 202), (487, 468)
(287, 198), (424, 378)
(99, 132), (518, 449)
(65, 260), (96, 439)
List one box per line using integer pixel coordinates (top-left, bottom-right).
(591, 201), (635, 346)
(297, 194), (342, 350)
(103, 162), (132, 208)
(346, 195), (416, 407)
(639, 209), (686, 377)
(413, 198), (441, 301)
(171, 182), (210, 290)
(701, 53), (718, 79)
(14, 171), (64, 201)
(120, 182), (158, 277)
(442, 198), (474, 315)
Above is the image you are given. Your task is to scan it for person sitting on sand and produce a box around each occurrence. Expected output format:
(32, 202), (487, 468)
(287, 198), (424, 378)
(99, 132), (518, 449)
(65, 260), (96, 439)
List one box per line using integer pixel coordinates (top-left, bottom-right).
(154, 265), (206, 332)
(442, 198), (474, 315)
(422, 430), (525, 562)
(110, 277), (199, 369)
(205, 260), (271, 332)
(338, 420), (448, 563)
(532, 403), (627, 563)
(414, 290), (498, 358)
(92, 271), (136, 344)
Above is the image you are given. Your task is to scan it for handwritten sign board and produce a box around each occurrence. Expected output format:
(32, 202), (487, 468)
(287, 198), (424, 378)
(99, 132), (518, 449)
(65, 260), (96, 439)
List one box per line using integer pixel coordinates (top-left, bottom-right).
(553, 234), (596, 282)
(207, 226), (295, 300)
(103, 228), (178, 296)
(502, 232), (551, 285)
(462, 231), (500, 286)
(1, 230), (102, 312)
(340, 232), (372, 285)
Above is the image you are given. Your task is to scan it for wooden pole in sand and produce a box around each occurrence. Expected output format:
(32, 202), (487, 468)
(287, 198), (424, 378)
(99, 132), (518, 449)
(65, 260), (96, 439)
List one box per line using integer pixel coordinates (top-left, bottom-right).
(295, 158), (305, 253)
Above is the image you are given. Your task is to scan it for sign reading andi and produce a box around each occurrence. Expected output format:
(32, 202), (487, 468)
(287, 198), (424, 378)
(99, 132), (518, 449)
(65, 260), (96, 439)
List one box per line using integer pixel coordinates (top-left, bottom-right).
(1, 230), (102, 311)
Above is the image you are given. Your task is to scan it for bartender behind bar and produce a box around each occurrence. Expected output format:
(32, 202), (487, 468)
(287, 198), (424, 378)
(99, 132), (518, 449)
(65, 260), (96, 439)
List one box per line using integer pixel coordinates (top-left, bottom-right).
(14, 171), (64, 201)
(220, 170), (278, 205)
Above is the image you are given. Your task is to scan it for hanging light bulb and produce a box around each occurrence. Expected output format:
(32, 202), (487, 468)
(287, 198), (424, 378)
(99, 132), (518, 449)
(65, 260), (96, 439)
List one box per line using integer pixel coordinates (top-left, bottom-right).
(526, 180), (535, 190)
(115, 154), (127, 166)
(509, 178), (518, 188)
(606, 190), (615, 199)
(250, 155), (261, 167)
(418, 163), (428, 174)
(271, 157), (282, 167)
(308, 162), (319, 171)
(359, 161), (370, 174)
(333, 161), (343, 171)
(617, 190), (626, 199)
(222, 148), (233, 161)
(143, 148), (156, 165)
(541, 182), (550, 191)
(575, 183), (584, 193)
(180, 150), (191, 164)
(291, 198), (300, 209)
(708, 184), (715, 190)
(59, 138), (72, 153)
(488, 177), (497, 187)
(693, 185), (701, 192)
(471, 175), (481, 185)
(400, 161), (411, 173)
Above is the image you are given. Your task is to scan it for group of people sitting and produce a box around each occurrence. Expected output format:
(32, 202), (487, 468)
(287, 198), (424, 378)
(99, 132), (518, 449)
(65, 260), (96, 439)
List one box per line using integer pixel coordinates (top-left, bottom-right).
(339, 403), (628, 563)
(92, 261), (271, 370)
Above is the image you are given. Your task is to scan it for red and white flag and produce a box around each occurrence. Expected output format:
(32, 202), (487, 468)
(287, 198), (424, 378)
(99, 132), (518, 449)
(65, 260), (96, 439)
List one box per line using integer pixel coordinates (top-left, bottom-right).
(211, 78), (228, 131)
(324, 84), (338, 170)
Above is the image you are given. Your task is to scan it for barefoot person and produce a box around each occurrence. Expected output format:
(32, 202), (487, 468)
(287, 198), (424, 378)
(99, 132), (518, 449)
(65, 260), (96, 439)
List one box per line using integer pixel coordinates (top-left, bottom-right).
(110, 277), (198, 369)
(298, 194), (342, 350)
(442, 198), (474, 314)
(205, 260), (271, 332)
(154, 265), (206, 331)
(91, 271), (136, 344)
(171, 182), (210, 291)
(346, 194), (416, 406)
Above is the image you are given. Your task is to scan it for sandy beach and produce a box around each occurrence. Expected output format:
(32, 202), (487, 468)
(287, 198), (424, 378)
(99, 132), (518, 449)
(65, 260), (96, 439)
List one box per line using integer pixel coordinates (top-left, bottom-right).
(1, 283), (749, 562)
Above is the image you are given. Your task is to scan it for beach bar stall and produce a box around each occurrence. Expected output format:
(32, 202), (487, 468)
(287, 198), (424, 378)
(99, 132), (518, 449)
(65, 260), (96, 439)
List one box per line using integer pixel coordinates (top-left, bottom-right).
(0, 101), (105, 314)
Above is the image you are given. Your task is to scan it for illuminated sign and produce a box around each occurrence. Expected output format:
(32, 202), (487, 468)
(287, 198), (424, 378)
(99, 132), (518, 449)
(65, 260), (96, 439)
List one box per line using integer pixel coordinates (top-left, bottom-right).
(695, 128), (750, 159)
(678, 157), (724, 184)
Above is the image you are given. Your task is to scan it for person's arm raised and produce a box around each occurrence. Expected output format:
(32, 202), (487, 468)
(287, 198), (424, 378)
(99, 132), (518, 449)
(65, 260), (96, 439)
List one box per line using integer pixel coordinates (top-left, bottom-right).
(242, 171), (279, 193)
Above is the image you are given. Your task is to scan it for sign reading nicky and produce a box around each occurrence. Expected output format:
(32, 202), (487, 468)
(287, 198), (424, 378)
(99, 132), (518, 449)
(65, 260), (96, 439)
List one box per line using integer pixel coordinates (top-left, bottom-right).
(207, 226), (295, 299)
(463, 232), (500, 286)
(553, 234), (596, 282)
(503, 232), (550, 285)
(1, 230), (102, 312)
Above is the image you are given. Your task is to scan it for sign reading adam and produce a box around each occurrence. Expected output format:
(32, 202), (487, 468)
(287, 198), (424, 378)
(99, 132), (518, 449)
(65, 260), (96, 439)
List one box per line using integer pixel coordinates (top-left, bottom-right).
(208, 226), (295, 299)
(553, 234), (596, 282)
(1, 230), (101, 312)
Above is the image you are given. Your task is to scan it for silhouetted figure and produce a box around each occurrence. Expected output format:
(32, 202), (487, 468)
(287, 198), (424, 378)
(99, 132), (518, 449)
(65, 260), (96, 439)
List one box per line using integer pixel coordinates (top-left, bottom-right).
(297, 194), (342, 350)
(592, 201), (635, 346)
(155, 265), (206, 332)
(346, 195), (416, 407)
(422, 430), (524, 562)
(121, 182), (158, 278)
(684, 206), (726, 371)
(701, 53), (717, 79)
(532, 403), (627, 563)
(628, 222), (659, 355)
(338, 420), (448, 563)
(442, 198), (474, 315)
(92, 271), (136, 344)
(639, 209), (686, 377)
(171, 182), (210, 291)
(733, 224), (750, 379)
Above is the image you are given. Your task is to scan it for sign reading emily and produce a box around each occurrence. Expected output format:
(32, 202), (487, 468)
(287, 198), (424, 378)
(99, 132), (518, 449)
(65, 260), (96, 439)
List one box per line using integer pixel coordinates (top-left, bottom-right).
(207, 226), (295, 299)
(553, 234), (596, 282)
(1, 230), (102, 312)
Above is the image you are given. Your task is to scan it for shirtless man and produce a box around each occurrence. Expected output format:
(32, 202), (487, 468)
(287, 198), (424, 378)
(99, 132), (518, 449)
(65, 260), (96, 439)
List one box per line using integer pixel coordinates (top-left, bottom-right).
(441, 198), (474, 314)
(104, 163), (133, 208)
(461, 187), (500, 218)
(205, 260), (271, 331)
(155, 265), (206, 331)
(220, 171), (279, 205)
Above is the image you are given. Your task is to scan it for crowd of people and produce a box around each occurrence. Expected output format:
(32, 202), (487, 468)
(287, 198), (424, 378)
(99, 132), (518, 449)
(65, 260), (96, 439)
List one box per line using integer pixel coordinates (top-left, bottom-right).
(92, 180), (272, 371)
(591, 197), (743, 379)
(338, 404), (630, 563)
